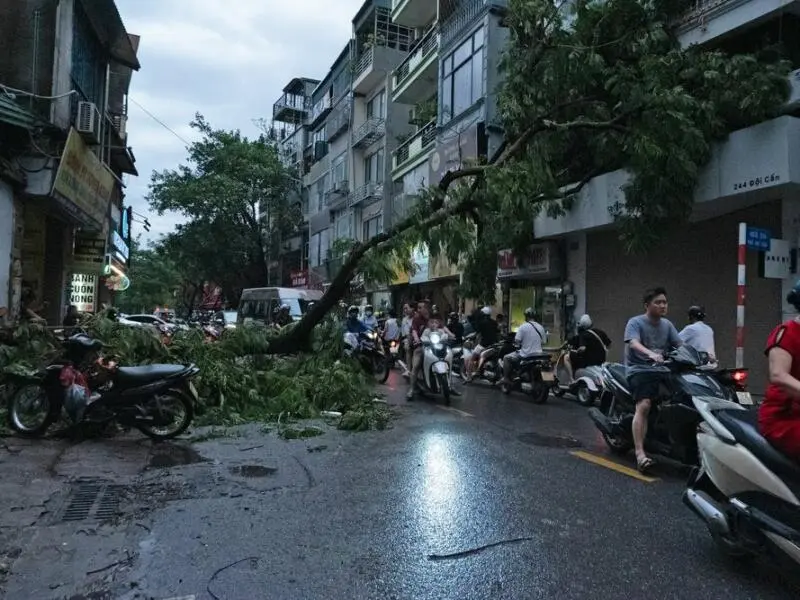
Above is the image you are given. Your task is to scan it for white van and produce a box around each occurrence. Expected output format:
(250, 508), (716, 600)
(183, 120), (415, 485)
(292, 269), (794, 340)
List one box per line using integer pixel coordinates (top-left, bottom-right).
(237, 287), (323, 327)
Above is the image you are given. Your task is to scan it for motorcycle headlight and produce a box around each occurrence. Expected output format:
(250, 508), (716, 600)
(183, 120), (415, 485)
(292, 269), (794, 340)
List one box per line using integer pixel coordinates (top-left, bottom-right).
(366, 331), (376, 339)
(430, 333), (441, 345)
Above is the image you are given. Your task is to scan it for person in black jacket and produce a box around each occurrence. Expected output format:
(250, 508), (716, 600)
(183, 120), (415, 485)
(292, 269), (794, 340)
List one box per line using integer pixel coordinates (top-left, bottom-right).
(565, 314), (611, 382)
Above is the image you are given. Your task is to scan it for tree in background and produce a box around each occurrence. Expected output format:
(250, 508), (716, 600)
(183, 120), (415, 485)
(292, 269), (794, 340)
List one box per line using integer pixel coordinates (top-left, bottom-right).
(267, 0), (790, 353)
(148, 115), (301, 303)
(115, 238), (180, 314)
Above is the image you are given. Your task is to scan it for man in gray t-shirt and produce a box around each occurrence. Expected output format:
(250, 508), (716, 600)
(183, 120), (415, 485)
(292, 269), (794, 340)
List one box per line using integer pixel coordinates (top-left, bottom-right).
(623, 287), (682, 473)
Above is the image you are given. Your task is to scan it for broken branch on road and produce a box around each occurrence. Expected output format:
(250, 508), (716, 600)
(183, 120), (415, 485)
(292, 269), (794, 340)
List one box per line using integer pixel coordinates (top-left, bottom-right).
(427, 536), (538, 561)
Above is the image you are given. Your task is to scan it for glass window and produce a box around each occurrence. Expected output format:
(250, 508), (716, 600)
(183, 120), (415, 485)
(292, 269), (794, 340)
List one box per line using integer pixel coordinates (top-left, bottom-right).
(442, 55), (452, 78)
(365, 150), (384, 184)
(453, 38), (472, 67)
(332, 154), (347, 186)
(362, 215), (383, 240)
(471, 47), (483, 101)
(440, 27), (484, 125)
(452, 63), (472, 116)
(472, 26), (484, 50)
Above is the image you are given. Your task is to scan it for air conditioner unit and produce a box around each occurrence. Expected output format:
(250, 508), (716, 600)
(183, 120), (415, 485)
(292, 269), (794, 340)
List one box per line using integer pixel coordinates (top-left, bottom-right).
(112, 113), (128, 139)
(76, 101), (101, 143)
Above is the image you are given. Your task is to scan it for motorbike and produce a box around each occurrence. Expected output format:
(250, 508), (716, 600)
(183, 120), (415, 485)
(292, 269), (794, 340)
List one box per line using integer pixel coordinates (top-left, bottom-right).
(6, 334), (200, 440)
(465, 333), (513, 385)
(499, 347), (554, 404)
(552, 343), (606, 406)
(684, 396), (800, 565)
(345, 331), (390, 384)
(411, 331), (453, 404)
(588, 346), (744, 465)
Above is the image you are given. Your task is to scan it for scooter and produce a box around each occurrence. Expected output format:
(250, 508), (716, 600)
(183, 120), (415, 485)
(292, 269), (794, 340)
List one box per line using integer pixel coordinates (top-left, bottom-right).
(684, 396), (800, 565)
(499, 349), (555, 404)
(552, 344), (605, 406)
(411, 331), (453, 404)
(588, 346), (739, 465)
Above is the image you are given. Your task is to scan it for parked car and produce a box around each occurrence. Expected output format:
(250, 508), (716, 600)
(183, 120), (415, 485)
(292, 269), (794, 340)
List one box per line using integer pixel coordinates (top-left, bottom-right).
(212, 310), (238, 330)
(121, 314), (179, 334)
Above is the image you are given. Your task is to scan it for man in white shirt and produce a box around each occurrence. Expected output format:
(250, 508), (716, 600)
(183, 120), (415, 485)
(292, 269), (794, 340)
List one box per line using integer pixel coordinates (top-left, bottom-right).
(679, 305), (716, 360)
(501, 307), (547, 384)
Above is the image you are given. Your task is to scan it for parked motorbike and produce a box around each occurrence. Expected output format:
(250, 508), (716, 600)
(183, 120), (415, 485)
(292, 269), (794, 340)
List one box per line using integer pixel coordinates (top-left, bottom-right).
(499, 349), (554, 404)
(345, 331), (390, 384)
(466, 333), (513, 385)
(588, 346), (743, 465)
(411, 331), (453, 404)
(6, 334), (200, 440)
(552, 344), (605, 406)
(684, 396), (800, 565)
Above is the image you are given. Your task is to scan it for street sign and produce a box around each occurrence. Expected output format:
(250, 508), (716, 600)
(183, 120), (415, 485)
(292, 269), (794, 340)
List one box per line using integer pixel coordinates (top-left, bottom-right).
(746, 227), (771, 252)
(763, 239), (791, 279)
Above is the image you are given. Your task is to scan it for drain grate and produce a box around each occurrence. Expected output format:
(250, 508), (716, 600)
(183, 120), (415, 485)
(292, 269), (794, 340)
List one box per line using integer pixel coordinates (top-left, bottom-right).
(60, 481), (126, 523)
(517, 432), (584, 448)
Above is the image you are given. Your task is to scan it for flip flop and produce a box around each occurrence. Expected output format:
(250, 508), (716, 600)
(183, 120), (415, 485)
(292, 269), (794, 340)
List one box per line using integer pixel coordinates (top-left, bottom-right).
(637, 456), (655, 473)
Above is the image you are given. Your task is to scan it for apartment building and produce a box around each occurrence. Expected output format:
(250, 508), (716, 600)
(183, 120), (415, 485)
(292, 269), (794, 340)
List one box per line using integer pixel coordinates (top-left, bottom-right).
(0, 0), (139, 324)
(527, 2), (800, 391)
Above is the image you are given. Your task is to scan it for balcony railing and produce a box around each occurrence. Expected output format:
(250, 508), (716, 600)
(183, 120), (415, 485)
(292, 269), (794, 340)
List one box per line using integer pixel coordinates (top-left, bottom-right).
(353, 47), (374, 79)
(349, 181), (384, 208)
(392, 120), (436, 171)
(352, 118), (386, 149)
(326, 99), (352, 141)
(310, 95), (332, 124)
(273, 92), (309, 121)
(325, 180), (350, 210)
(441, 0), (506, 48)
(674, 0), (737, 26)
(393, 26), (439, 91)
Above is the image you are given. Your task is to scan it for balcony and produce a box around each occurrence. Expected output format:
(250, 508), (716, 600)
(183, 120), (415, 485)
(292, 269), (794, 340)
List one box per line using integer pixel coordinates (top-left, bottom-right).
(352, 118), (386, 149)
(326, 99), (352, 142)
(349, 181), (384, 208)
(392, 120), (436, 176)
(392, 0), (437, 28)
(352, 45), (403, 95)
(675, 0), (795, 47)
(392, 27), (439, 104)
(273, 92), (308, 123)
(325, 180), (350, 210)
(309, 95), (332, 127)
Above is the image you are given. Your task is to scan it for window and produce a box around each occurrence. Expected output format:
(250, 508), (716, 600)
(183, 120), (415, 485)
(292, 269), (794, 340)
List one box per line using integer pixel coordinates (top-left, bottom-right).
(441, 27), (484, 123)
(312, 128), (326, 145)
(364, 149), (384, 184)
(363, 215), (383, 241)
(315, 174), (328, 212)
(367, 89), (386, 120)
(309, 230), (330, 267)
(331, 153), (347, 188)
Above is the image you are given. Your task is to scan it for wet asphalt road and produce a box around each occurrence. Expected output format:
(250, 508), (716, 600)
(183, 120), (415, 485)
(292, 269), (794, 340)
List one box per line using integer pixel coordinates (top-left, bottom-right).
(107, 372), (800, 600)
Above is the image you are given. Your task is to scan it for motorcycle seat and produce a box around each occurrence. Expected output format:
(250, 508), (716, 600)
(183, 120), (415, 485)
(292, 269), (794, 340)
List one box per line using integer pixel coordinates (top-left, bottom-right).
(716, 409), (800, 490)
(520, 353), (552, 363)
(66, 334), (103, 351)
(606, 363), (630, 390)
(115, 364), (189, 385)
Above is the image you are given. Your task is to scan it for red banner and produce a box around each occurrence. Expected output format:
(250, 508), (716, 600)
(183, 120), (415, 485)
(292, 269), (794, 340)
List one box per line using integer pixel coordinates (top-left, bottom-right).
(290, 270), (308, 288)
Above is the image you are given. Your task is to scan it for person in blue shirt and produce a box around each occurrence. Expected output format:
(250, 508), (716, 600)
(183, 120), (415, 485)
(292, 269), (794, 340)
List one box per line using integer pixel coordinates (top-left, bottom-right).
(361, 304), (378, 331)
(345, 305), (369, 334)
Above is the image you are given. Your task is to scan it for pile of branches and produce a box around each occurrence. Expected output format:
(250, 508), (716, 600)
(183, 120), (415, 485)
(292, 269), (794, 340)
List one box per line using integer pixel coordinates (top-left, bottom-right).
(0, 317), (389, 432)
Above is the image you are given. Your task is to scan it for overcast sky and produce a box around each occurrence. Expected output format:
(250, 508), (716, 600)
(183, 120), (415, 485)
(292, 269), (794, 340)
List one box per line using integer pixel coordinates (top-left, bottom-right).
(116, 0), (364, 242)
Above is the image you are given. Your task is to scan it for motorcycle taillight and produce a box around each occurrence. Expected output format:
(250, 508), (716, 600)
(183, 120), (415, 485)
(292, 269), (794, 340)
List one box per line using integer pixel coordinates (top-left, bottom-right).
(731, 369), (748, 388)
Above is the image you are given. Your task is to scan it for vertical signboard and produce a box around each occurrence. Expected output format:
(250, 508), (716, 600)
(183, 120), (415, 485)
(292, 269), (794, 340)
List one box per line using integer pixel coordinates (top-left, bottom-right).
(70, 274), (97, 313)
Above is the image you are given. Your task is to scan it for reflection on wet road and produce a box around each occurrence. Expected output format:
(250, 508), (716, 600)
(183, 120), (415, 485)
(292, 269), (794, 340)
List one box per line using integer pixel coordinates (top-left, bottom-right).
(118, 371), (799, 599)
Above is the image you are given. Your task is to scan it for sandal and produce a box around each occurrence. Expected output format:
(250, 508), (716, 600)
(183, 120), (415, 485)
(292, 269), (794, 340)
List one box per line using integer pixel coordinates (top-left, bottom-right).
(637, 456), (655, 473)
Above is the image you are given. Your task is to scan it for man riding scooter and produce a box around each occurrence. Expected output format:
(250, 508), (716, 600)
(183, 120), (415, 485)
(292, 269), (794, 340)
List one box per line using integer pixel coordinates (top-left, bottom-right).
(563, 314), (611, 383)
(501, 307), (547, 386)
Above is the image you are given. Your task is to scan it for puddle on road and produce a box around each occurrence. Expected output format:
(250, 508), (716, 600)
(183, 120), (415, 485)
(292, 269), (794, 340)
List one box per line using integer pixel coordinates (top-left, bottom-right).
(517, 432), (584, 448)
(229, 465), (277, 478)
(147, 443), (207, 469)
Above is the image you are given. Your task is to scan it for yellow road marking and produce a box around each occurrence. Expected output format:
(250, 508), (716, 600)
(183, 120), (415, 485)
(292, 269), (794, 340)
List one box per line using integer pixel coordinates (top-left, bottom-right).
(435, 405), (475, 418)
(570, 450), (660, 483)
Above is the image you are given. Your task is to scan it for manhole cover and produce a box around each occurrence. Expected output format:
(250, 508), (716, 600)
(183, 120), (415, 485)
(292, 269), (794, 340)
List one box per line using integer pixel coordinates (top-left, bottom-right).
(229, 465), (277, 478)
(148, 443), (206, 469)
(517, 432), (583, 448)
(60, 481), (126, 523)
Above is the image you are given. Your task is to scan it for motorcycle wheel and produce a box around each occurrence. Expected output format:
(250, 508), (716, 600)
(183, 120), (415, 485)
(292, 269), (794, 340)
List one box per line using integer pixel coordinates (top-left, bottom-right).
(7, 384), (57, 437)
(373, 355), (390, 384)
(599, 402), (633, 454)
(576, 382), (595, 407)
(531, 381), (550, 404)
(438, 374), (451, 406)
(136, 391), (194, 441)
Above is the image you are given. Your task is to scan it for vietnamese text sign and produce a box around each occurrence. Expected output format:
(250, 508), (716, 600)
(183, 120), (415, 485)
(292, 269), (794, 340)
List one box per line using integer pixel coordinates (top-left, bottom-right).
(764, 239), (791, 279)
(73, 232), (106, 274)
(52, 128), (114, 228)
(70, 274), (96, 313)
(746, 227), (771, 252)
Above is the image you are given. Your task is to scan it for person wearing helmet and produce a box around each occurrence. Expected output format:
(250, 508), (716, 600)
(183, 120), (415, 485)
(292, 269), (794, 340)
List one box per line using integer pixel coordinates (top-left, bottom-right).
(447, 312), (464, 344)
(501, 307), (547, 385)
(679, 305), (716, 359)
(407, 301), (431, 399)
(465, 306), (499, 382)
(362, 304), (378, 331)
(564, 314), (612, 383)
(345, 305), (369, 335)
(760, 280), (800, 461)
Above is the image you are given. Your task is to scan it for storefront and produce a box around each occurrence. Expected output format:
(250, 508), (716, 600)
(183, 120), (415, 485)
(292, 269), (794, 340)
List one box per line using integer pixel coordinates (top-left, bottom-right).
(497, 242), (566, 339)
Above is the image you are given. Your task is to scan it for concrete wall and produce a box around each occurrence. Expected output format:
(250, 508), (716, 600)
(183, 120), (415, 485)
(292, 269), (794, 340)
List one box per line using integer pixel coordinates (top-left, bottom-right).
(585, 201), (783, 392)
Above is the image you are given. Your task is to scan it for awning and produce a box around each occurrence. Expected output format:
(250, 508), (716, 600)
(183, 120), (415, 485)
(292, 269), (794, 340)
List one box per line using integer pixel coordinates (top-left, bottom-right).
(79, 0), (141, 70)
(0, 95), (43, 130)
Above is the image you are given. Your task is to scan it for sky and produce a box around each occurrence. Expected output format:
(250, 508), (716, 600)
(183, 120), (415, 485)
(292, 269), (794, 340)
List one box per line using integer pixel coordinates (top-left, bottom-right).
(115, 0), (364, 242)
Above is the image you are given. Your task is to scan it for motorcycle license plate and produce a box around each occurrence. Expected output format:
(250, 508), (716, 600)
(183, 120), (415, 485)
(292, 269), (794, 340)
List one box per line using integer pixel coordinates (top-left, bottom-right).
(188, 381), (199, 400)
(390, 346), (398, 355)
(736, 391), (753, 405)
(540, 371), (555, 382)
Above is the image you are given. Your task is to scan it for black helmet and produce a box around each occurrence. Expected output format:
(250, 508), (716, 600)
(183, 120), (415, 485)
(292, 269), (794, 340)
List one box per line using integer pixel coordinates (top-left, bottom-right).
(788, 281), (800, 311)
(347, 305), (359, 317)
(688, 306), (706, 321)
(448, 312), (458, 321)
(524, 307), (535, 320)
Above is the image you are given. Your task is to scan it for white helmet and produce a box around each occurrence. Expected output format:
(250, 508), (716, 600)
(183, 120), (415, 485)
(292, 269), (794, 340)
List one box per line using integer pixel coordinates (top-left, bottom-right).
(481, 306), (492, 315)
(578, 314), (592, 330)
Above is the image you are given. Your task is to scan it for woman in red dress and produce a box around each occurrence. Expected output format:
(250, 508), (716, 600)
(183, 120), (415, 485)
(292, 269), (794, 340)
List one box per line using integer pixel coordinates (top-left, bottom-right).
(760, 282), (800, 460)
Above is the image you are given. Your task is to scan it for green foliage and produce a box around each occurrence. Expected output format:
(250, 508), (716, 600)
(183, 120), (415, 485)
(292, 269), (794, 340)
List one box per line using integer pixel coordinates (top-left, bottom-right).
(0, 316), (388, 432)
(115, 238), (181, 314)
(348, 0), (791, 302)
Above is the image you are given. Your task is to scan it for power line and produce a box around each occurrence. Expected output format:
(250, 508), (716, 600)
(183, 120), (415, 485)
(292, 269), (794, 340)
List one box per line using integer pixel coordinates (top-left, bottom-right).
(129, 97), (191, 145)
